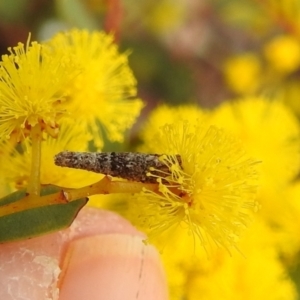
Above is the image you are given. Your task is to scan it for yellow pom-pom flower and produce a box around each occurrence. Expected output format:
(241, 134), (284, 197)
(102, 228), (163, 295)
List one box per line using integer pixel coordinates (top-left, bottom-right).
(0, 36), (78, 142)
(223, 53), (261, 95)
(48, 29), (144, 148)
(160, 222), (297, 300)
(139, 104), (207, 153)
(264, 35), (300, 74)
(209, 97), (300, 191)
(132, 120), (260, 252)
(186, 221), (297, 300)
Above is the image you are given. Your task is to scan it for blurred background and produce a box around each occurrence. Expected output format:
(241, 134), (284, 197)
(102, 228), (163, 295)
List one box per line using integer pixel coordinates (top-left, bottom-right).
(2, 0), (300, 114)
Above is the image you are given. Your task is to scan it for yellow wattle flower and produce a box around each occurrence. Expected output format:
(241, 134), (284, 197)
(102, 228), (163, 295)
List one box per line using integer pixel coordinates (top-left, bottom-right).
(264, 35), (300, 74)
(132, 121), (260, 252)
(159, 222), (297, 300)
(223, 53), (261, 95)
(139, 104), (207, 153)
(48, 29), (144, 149)
(209, 97), (300, 191)
(0, 36), (78, 142)
(186, 221), (297, 300)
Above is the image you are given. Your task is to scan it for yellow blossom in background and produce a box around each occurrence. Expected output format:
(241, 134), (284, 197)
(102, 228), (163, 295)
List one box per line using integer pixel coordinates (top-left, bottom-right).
(186, 221), (297, 300)
(48, 29), (144, 149)
(0, 36), (78, 142)
(264, 35), (300, 74)
(278, 80), (300, 119)
(139, 104), (207, 153)
(160, 227), (210, 300)
(209, 97), (300, 253)
(1, 121), (100, 191)
(270, 180), (300, 260)
(209, 97), (300, 192)
(223, 53), (261, 95)
(132, 120), (260, 252)
(159, 222), (297, 300)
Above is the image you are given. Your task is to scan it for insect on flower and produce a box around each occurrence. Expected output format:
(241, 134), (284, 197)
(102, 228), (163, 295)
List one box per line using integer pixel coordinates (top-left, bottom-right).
(54, 122), (260, 254)
(54, 151), (182, 183)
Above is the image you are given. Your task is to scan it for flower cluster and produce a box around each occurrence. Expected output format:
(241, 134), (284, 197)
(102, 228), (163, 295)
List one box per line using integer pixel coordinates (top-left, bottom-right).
(48, 29), (143, 148)
(0, 38), (77, 142)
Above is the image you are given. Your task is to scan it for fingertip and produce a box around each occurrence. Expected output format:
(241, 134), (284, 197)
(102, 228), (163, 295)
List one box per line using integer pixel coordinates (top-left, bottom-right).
(0, 208), (147, 300)
(58, 234), (169, 300)
(0, 208), (167, 299)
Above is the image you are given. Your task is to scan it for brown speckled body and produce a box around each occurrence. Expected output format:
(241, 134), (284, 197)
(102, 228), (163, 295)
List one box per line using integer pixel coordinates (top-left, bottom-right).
(54, 151), (181, 183)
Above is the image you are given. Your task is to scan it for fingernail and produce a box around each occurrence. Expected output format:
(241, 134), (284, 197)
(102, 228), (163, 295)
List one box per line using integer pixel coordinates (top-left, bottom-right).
(58, 234), (168, 300)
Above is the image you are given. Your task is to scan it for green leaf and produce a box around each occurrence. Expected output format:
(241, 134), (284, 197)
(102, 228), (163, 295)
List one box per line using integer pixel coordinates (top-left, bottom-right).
(0, 185), (88, 243)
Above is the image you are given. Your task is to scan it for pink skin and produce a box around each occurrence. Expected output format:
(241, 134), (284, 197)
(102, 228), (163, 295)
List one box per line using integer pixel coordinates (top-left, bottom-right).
(0, 207), (168, 300)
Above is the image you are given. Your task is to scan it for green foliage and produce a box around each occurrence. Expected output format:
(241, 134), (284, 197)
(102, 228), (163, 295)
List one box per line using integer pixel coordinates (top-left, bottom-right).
(0, 186), (87, 243)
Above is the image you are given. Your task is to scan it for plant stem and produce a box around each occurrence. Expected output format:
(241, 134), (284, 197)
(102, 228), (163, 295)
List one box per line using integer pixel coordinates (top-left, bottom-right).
(27, 123), (42, 196)
(62, 176), (159, 201)
(0, 176), (159, 217)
